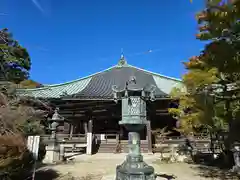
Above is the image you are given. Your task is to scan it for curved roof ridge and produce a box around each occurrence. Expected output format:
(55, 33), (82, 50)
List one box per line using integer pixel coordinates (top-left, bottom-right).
(126, 64), (182, 82)
(17, 63), (182, 92)
(17, 65), (117, 91)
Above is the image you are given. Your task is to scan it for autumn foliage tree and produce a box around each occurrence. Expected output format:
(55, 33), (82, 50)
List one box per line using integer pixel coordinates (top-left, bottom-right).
(19, 79), (43, 88)
(169, 0), (240, 140)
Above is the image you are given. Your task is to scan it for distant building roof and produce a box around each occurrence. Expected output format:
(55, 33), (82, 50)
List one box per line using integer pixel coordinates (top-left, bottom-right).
(17, 56), (182, 100)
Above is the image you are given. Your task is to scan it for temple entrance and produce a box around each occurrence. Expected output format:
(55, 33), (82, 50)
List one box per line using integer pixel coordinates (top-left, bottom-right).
(91, 117), (149, 153)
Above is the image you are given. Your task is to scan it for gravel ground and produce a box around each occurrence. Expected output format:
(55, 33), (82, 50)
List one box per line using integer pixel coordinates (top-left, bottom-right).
(36, 153), (239, 180)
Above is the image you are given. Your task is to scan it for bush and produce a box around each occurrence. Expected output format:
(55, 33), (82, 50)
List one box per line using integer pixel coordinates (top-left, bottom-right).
(0, 135), (34, 180)
(0, 82), (50, 179)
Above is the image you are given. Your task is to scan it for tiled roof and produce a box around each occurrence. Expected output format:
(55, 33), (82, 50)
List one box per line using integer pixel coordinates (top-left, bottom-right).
(17, 77), (92, 98)
(17, 63), (182, 99)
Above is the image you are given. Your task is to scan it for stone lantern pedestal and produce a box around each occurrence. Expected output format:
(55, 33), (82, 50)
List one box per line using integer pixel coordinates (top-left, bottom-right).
(116, 130), (155, 180)
(43, 139), (60, 164)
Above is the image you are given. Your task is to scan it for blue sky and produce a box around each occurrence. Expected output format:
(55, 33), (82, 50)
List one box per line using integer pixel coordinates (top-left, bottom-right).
(1, 0), (205, 84)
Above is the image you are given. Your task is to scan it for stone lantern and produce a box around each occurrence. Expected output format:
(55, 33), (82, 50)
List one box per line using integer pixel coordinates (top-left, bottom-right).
(44, 108), (64, 164)
(112, 76), (156, 180)
(48, 108), (64, 139)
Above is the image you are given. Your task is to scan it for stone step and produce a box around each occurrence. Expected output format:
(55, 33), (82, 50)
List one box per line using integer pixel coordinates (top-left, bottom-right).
(98, 148), (149, 153)
(98, 142), (149, 153)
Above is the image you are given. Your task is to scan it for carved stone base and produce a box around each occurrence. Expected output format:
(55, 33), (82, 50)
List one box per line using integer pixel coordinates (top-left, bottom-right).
(116, 155), (155, 180)
(43, 141), (60, 164)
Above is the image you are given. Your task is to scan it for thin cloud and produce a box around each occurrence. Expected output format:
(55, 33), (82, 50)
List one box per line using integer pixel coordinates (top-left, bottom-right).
(127, 48), (162, 57)
(31, 0), (45, 14)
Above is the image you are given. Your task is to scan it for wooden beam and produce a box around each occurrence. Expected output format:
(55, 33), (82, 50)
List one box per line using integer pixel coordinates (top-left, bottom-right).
(146, 120), (152, 153)
(60, 110), (86, 114)
(59, 104), (117, 112)
(60, 109), (109, 114)
(61, 97), (114, 101)
(57, 100), (116, 108)
(155, 109), (168, 112)
(156, 113), (170, 116)
(93, 109), (108, 113)
(63, 115), (120, 121)
(63, 114), (85, 118)
(62, 112), (118, 118)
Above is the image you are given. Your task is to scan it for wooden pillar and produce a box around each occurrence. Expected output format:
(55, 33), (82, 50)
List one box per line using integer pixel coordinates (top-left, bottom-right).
(69, 123), (74, 139)
(86, 120), (93, 155)
(146, 120), (152, 153)
(88, 119), (93, 133)
(78, 121), (81, 134)
(116, 133), (120, 144)
(84, 122), (88, 134)
(63, 122), (70, 134)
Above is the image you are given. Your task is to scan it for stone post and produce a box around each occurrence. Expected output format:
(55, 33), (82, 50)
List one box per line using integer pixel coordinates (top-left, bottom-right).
(86, 120), (93, 155)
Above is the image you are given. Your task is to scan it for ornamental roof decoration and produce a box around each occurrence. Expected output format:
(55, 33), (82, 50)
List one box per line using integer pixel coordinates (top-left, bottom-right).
(117, 52), (127, 67)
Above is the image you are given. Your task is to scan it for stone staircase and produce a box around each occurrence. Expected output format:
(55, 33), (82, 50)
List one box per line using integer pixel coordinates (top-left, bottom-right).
(97, 140), (149, 153)
(97, 140), (117, 153)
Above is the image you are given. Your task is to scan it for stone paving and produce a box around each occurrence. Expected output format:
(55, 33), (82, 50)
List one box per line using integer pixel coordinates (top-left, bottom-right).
(38, 153), (239, 180)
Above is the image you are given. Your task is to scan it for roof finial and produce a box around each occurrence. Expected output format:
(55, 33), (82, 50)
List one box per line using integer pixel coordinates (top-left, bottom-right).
(121, 48), (124, 59)
(118, 48), (127, 66)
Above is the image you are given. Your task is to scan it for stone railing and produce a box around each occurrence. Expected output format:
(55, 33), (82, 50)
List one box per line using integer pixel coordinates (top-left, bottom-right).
(42, 134), (89, 164)
(154, 136), (211, 153)
(41, 133), (87, 143)
(153, 136), (211, 162)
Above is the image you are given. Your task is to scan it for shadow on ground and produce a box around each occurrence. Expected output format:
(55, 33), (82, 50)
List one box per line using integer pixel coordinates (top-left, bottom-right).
(188, 151), (240, 180)
(156, 173), (176, 180)
(33, 169), (60, 180)
(192, 165), (240, 180)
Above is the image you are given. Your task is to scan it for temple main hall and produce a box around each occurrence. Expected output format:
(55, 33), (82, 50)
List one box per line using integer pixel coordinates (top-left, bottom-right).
(17, 55), (182, 153)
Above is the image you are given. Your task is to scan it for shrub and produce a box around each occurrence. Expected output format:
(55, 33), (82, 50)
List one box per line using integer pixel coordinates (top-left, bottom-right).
(0, 135), (34, 180)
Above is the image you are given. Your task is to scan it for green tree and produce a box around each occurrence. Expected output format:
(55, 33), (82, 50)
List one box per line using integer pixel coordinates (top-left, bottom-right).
(0, 28), (31, 83)
(169, 0), (240, 137)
